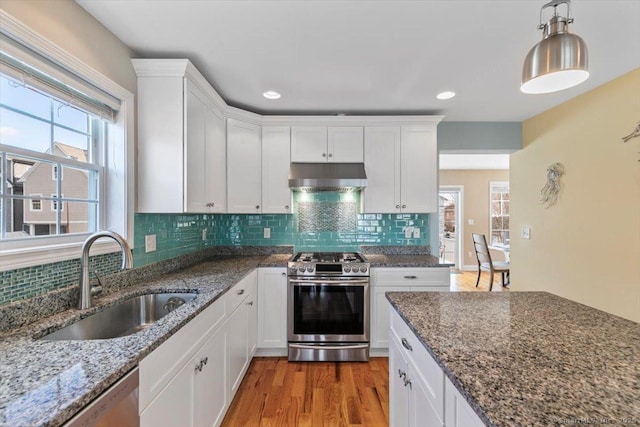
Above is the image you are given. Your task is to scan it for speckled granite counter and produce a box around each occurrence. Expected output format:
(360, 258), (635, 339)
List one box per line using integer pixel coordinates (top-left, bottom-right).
(0, 254), (290, 427)
(365, 253), (451, 268)
(386, 291), (640, 427)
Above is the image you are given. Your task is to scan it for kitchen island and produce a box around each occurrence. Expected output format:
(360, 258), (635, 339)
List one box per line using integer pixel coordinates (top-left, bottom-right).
(386, 291), (640, 426)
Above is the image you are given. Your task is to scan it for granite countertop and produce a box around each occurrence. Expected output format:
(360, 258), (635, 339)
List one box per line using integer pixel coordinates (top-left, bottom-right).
(0, 254), (290, 427)
(365, 253), (452, 268)
(386, 291), (640, 427)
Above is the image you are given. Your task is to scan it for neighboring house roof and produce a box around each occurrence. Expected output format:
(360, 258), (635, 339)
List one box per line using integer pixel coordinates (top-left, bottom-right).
(18, 142), (88, 182)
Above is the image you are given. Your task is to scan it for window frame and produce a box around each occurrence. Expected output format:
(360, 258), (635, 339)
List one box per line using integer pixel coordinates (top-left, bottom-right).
(29, 194), (42, 212)
(0, 10), (134, 272)
(489, 181), (510, 246)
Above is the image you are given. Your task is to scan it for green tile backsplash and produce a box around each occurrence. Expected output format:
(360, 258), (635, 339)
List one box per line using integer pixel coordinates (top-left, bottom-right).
(1, 199), (431, 305)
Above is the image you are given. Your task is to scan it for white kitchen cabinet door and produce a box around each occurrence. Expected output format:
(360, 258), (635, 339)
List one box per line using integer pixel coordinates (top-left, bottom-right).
(227, 118), (262, 213)
(193, 327), (227, 427)
(371, 285), (411, 349)
(257, 268), (288, 349)
(327, 126), (364, 162)
(408, 359), (444, 427)
(184, 80), (208, 213)
(445, 377), (485, 427)
(262, 127), (291, 213)
(389, 334), (410, 427)
(247, 288), (258, 358)
(400, 126), (438, 213)
(226, 301), (248, 398)
(140, 356), (194, 427)
(202, 106), (226, 213)
(291, 126), (327, 162)
(363, 126), (401, 213)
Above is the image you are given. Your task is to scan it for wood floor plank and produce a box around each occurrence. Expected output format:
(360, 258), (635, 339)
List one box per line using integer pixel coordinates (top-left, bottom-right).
(222, 358), (389, 427)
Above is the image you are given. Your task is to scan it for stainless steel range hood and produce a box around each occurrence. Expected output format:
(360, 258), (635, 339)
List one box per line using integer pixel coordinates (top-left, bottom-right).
(288, 163), (367, 192)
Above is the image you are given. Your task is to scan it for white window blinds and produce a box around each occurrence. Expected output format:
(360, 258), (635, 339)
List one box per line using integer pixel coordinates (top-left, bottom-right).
(0, 33), (120, 122)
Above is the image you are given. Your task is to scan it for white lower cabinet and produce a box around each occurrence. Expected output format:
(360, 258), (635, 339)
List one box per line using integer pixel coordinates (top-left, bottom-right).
(140, 271), (257, 427)
(389, 305), (484, 427)
(257, 268), (288, 352)
(371, 268), (450, 350)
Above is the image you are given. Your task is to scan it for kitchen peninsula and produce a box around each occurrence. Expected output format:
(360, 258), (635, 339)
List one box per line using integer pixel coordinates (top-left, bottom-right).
(387, 291), (640, 426)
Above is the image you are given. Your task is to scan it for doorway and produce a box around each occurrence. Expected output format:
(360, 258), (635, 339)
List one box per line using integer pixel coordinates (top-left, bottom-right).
(439, 186), (463, 271)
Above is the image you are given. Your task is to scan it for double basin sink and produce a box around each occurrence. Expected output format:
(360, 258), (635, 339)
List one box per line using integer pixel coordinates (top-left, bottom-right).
(41, 292), (197, 341)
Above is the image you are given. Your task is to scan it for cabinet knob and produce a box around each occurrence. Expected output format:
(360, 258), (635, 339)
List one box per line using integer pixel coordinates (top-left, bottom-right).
(328, 153), (333, 158)
(404, 378), (412, 389)
(281, 272), (286, 277)
(237, 289), (245, 295)
(256, 205), (260, 209)
(247, 301), (254, 306)
(396, 205), (400, 209)
(322, 153), (327, 157)
(401, 337), (413, 351)
(402, 204), (406, 209)
(206, 202), (215, 207)
(284, 205), (289, 209)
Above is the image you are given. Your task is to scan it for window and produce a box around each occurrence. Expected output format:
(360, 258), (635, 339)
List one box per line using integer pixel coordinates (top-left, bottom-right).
(0, 17), (133, 271)
(30, 194), (42, 211)
(1, 74), (101, 239)
(489, 182), (510, 245)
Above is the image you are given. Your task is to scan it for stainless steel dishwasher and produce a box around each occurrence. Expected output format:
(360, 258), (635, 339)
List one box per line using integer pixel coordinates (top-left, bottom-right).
(64, 367), (139, 427)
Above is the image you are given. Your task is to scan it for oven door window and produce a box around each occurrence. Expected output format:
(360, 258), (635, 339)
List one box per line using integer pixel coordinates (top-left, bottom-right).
(293, 285), (364, 335)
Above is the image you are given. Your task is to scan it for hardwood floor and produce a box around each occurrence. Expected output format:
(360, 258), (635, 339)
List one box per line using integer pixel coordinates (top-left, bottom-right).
(221, 357), (389, 427)
(222, 271), (503, 426)
(450, 270), (510, 292)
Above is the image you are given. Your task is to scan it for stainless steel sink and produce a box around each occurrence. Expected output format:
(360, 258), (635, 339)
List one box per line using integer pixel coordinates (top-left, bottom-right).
(41, 292), (197, 341)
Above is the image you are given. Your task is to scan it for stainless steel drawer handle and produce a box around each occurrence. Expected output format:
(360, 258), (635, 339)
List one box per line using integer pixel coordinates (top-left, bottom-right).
(237, 289), (245, 295)
(404, 378), (412, 389)
(404, 275), (417, 279)
(401, 338), (413, 351)
(398, 369), (406, 379)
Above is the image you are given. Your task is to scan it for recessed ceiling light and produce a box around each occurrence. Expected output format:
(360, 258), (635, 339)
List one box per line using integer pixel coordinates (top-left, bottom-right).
(436, 91), (456, 100)
(263, 90), (281, 100)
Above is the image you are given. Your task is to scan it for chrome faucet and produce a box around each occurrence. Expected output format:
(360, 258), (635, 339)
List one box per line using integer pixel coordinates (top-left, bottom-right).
(78, 231), (133, 309)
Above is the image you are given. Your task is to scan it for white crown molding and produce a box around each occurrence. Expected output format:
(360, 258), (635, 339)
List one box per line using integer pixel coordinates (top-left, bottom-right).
(0, 9), (132, 101)
(131, 58), (190, 77)
(262, 115), (445, 126)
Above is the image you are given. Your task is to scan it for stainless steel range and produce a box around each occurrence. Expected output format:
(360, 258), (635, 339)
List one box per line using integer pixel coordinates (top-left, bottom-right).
(287, 252), (370, 362)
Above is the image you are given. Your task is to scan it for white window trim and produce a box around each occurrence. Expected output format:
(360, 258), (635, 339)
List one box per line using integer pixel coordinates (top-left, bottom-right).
(0, 10), (135, 272)
(29, 193), (43, 212)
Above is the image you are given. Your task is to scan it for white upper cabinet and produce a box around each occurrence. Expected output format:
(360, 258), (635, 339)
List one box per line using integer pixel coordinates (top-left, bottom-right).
(327, 126), (364, 162)
(364, 126), (401, 213)
(261, 127), (292, 214)
(400, 126), (437, 213)
(364, 124), (438, 213)
(291, 126), (327, 162)
(134, 59), (226, 213)
(291, 126), (363, 163)
(227, 118), (262, 213)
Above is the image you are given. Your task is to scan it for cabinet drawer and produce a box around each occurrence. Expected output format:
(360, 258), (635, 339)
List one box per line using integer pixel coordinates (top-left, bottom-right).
(139, 295), (226, 412)
(227, 271), (257, 314)
(374, 268), (449, 286)
(390, 307), (445, 420)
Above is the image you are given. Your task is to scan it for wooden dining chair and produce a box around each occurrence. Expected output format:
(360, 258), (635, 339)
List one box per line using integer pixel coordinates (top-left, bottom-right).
(472, 233), (510, 291)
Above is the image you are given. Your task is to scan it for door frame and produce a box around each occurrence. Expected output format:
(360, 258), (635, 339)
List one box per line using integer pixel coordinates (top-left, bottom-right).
(439, 185), (464, 270)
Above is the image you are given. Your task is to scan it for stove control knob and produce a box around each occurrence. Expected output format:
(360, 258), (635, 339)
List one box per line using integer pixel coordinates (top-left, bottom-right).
(360, 266), (368, 273)
(307, 266), (314, 273)
(344, 266), (351, 273)
(298, 267), (306, 273)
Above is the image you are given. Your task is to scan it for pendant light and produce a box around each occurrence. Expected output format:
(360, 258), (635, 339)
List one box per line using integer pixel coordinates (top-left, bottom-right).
(521, 0), (589, 94)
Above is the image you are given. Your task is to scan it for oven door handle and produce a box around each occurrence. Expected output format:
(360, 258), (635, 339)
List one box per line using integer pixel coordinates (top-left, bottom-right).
(289, 343), (369, 350)
(288, 279), (369, 285)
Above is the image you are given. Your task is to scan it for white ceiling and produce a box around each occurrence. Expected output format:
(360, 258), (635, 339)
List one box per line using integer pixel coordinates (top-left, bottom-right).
(439, 154), (509, 170)
(77, 0), (640, 122)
